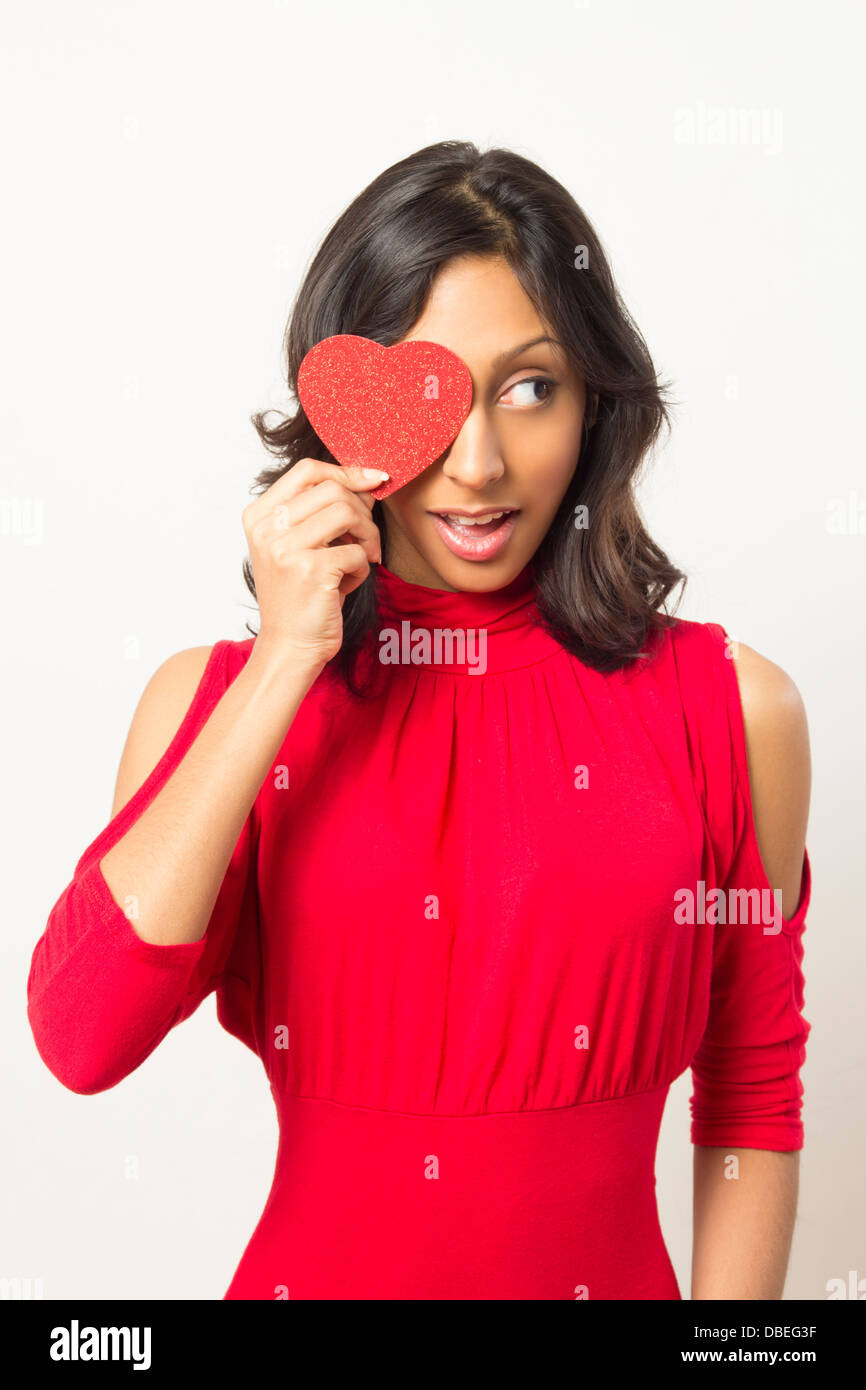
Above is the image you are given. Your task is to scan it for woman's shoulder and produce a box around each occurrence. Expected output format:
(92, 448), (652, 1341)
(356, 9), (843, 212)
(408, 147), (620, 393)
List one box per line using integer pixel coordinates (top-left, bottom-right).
(659, 615), (806, 752)
(663, 616), (806, 720)
(146, 636), (257, 700)
(108, 639), (256, 818)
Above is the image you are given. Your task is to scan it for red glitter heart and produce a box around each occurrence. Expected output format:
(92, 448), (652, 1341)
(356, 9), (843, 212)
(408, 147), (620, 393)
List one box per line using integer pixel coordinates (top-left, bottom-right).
(296, 334), (473, 501)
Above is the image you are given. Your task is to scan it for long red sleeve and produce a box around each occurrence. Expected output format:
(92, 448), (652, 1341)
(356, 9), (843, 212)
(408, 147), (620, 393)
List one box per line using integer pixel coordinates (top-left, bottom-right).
(26, 640), (257, 1094)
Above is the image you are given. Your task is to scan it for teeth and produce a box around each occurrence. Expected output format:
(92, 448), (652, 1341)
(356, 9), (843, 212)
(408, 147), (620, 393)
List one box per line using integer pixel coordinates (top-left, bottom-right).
(442, 511), (509, 527)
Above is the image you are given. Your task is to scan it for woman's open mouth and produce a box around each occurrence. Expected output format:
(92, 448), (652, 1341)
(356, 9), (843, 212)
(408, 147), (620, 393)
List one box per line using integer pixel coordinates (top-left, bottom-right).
(428, 509), (520, 561)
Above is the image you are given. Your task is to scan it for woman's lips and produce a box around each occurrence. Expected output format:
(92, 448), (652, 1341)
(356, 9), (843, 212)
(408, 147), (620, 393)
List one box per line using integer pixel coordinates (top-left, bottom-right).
(429, 510), (519, 561)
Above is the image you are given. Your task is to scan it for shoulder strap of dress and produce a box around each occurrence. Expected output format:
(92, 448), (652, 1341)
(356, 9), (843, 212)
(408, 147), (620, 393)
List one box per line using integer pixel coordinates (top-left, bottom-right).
(73, 640), (250, 876)
(665, 617), (743, 888)
(670, 618), (811, 930)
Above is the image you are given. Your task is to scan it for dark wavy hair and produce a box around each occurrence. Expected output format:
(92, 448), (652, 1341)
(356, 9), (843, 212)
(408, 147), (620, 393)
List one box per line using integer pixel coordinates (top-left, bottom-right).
(243, 140), (686, 696)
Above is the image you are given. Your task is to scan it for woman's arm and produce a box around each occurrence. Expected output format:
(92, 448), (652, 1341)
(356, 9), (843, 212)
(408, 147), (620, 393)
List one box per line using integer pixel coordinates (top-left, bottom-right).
(26, 642), (324, 1093)
(691, 640), (811, 1299)
(99, 457), (385, 948)
(692, 1147), (799, 1299)
(27, 461), (384, 1093)
(99, 641), (325, 945)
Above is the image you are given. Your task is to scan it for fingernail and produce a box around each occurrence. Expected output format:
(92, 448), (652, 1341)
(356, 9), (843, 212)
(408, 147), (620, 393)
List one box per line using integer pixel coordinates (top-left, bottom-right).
(362, 468), (390, 480)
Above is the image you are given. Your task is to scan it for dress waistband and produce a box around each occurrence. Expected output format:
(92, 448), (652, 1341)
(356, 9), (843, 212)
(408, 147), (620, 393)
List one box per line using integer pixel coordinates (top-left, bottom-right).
(226, 1085), (680, 1299)
(269, 1083), (670, 1149)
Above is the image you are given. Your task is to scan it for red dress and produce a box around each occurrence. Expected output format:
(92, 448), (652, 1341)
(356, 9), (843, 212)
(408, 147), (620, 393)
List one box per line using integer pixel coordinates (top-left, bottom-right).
(26, 562), (812, 1300)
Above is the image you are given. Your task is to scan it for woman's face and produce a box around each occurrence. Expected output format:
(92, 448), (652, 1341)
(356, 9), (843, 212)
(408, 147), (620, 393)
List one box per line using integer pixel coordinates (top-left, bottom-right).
(379, 254), (589, 591)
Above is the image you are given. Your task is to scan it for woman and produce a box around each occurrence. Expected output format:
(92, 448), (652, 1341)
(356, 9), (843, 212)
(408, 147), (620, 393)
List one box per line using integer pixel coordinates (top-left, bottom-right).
(26, 141), (812, 1300)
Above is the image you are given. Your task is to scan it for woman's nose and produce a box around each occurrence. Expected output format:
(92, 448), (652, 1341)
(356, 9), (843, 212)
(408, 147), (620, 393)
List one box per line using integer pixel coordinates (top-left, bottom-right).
(439, 416), (504, 490)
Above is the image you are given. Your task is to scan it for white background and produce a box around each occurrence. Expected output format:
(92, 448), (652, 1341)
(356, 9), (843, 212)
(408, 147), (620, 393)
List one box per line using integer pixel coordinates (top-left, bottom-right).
(2, 0), (863, 1300)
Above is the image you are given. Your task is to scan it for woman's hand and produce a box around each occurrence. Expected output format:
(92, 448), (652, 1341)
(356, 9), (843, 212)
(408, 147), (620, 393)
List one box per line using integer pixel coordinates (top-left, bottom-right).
(242, 459), (388, 671)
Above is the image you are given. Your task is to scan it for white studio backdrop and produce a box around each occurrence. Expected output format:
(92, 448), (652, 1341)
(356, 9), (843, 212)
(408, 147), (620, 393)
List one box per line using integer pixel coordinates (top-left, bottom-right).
(2, 0), (863, 1300)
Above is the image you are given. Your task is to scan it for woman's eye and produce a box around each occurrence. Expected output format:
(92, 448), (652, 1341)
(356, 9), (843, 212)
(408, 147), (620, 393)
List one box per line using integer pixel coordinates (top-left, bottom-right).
(500, 376), (556, 408)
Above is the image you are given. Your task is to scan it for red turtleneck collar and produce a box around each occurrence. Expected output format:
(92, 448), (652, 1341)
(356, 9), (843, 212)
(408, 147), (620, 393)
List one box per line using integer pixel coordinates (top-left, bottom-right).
(370, 561), (561, 675)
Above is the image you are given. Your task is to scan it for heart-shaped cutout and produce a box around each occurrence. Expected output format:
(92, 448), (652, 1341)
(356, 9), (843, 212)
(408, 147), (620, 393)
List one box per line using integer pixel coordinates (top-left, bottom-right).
(296, 334), (473, 500)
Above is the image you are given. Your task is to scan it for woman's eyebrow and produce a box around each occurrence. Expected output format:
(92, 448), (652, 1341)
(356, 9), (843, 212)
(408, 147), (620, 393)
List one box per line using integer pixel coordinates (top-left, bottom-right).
(489, 335), (563, 369)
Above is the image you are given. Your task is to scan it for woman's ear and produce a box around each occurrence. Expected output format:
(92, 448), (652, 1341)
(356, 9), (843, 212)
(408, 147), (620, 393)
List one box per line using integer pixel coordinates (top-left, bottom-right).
(586, 391), (599, 429)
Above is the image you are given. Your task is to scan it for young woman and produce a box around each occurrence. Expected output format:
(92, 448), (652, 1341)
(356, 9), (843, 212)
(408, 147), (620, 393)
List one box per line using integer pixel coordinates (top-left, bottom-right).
(27, 141), (812, 1301)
